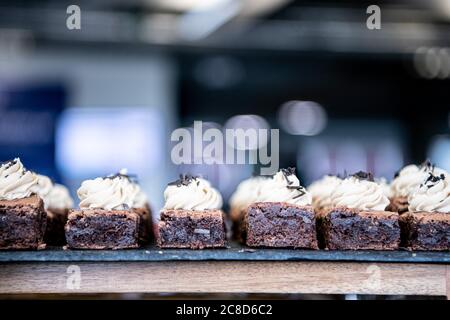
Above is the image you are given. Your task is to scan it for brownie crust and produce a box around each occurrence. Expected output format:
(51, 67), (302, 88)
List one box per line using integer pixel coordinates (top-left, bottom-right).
(157, 209), (226, 249)
(244, 202), (319, 249)
(0, 195), (47, 250)
(399, 212), (450, 251)
(65, 209), (140, 249)
(319, 207), (400, 250)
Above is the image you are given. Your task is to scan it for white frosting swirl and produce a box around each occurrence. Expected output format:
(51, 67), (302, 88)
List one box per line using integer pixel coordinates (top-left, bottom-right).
(408, 173), (450, 213)
(229, 176), (269, 211)
(329, 176), (389, 211)
(307, 175), (342, 209)
(390, 164), (447, 198)
(256, 170), (312, 206)
(78, 176), (134, 210)
(31, 174), (54, 209)
(47, 184), (74, 210)
(163, 177), (222, 210)
(376, 177), (392, 199)
(0, 158), (39, 200)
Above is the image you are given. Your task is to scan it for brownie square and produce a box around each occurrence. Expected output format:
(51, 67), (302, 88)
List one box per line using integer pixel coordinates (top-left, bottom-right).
(65, 209), (140, 249)
(387, 196), (409, 214)
(133, 205), (153, 244)
(399, 212), (450, 251)
(319, 207), (400, 250)
(157, 209), (226, 249)
(44, 208), (69, 246)
(0, 195), (47, 250)
(244, 202), (318, 249)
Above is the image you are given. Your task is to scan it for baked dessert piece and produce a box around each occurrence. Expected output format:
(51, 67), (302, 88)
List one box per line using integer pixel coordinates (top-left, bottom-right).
(388, 161), (446, 214)
(65, 209), (140, 249)
(43, 184), (74, 245)
(319, 207), (400, 250)
(244, 202), (318, 248)
(0, 158), (46, 250)
(319, 171), (400, 250)
(157, 174), (226, 249)
(241, 168), (318, 249)
(65, 173), (145, 249)
(228, 176), (269, 240)
(399, 172), (450, 250)
(158, 209), (226, 249)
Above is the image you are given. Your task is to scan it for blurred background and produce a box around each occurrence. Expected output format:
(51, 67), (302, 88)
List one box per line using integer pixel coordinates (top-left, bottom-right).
(0, 0), (449, 211)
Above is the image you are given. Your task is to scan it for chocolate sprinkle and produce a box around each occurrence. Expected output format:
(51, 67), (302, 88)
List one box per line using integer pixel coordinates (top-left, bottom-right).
(104, 172), (139, 184)
(281, 167), (296, 185)
(423, 172), (446, 188)
(352, 171), (374, 182)
(0, 159), (17, 170)
(167, 174), (198, 187)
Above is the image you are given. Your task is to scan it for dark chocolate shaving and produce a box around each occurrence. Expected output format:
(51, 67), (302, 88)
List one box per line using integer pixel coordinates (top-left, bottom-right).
(0, 159), (17, 170)
(352, 171), (374, 182)
(167, 174), (198, 187)
(281, 167), (296, 185)
(423, 172), (446, 188)
(105, 172), (139, 184)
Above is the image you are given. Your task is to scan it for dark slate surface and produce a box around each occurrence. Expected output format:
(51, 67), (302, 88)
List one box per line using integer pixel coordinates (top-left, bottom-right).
(0, 243), (449, 263)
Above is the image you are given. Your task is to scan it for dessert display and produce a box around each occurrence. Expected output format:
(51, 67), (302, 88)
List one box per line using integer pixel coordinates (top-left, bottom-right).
(65, 172), (147, 249)
(157, 174), (226, 249)
(0, 158), (47, 250)
(388, 161), (446, 213)
(229, 175), (268, 240)
(44, 183), (74, 245)
(241, 168), (318, 249)
(318, 172), (400, 250)
(399, 172), (450, 251)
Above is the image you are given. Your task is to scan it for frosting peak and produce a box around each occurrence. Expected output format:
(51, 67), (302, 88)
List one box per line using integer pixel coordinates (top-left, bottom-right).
(256, 168), (311, 206)
(308, 175), (342, 209)
(0, 158), (39, 200)
(408, 172), (450, 213)
(77, 171), (148, 210)
(163, 175), (222, 210)
(390, 163), (447, 198)
(329, 174), (389, 211)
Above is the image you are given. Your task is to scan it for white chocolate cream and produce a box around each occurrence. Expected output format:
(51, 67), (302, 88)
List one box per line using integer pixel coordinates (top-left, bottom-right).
(256, 168), (312, 206)
(163, 175), (222, 210)
(408, 172), (450, 213)
(308, 175), (342, 209)
(31, 174), (54, 209)
(229, 176), (269, 212)
(390, 163), (447, 198)
(329, 172), (389, 211)
(0, 158), (39, 201)
(78, 171), (148, 210)
(47, 184), (74, 210)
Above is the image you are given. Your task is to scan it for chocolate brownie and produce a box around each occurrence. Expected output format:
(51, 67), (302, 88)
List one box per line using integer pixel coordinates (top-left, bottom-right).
(65, 209), (140, 249)
(243, 202), (318, 249)
(399, 212), (450, 251)
(0, 195), (47, 250)
(44, 208), (68, 246)
(319, 207), (400, 250)
(157, 209), (226, 249)
(133, 205), (153, 244)
(387, 196), (409, 214)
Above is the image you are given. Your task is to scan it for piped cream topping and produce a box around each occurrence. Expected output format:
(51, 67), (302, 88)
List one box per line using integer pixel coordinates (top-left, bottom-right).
(308, 175), (342, 209)
(47, 184), (74, 210)
(0, 158), (39, 201)
(329, 173), (389, 211)
(390, 163), (447, 198)
(256, 168), (312, 206)
(229, 176), (269, 212)
(78, 171), (147, 210)
(408, 172), (450, 213)
(163, 175), (222, 210)
(31, 174), (54, 209)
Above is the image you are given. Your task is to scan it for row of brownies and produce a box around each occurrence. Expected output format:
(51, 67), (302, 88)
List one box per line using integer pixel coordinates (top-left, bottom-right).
(0, 158), (449, 251)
